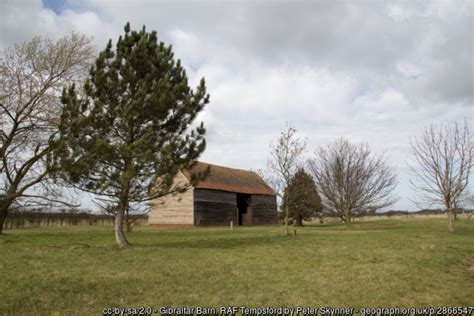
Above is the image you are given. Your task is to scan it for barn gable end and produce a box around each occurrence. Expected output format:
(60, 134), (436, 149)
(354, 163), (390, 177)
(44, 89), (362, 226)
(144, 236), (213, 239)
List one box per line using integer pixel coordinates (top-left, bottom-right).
(148, 171), (194, 226)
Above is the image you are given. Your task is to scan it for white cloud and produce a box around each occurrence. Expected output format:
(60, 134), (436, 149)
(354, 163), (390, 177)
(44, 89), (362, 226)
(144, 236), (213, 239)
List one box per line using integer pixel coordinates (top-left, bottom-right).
(387, 5), (409, 21)
(1, 0), (472, 211)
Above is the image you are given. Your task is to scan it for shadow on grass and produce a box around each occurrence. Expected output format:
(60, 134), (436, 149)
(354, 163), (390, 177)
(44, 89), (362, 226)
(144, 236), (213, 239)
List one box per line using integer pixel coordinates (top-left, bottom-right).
(304, 222), (343, 228)
(304, 221), (404, 231)
(450, 225), (474, 236)
(350, 224), (405, 231)
(139, 225), (281, 237)
(133, 234), (295, 250)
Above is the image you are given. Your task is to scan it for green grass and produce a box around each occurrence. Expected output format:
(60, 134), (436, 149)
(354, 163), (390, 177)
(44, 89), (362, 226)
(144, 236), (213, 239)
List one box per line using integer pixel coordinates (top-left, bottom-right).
(0, 218), (473, 315)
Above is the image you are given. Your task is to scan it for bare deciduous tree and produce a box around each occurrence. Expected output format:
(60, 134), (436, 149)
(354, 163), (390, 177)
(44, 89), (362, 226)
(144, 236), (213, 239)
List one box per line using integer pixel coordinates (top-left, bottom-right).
(408, 120), (473, 232)
(266, 123), (306, 235)
(0, 33), (94, 234)
(308, 138), (397, 227)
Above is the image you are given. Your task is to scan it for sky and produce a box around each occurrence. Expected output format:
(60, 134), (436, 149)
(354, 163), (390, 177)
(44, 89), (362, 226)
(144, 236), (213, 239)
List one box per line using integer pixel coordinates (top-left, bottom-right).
(1, 0), (472, 211)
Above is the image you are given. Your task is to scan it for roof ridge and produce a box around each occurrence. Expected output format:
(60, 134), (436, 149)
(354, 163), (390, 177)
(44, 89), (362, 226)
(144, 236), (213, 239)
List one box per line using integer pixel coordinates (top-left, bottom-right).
(194, 161), (255, 174)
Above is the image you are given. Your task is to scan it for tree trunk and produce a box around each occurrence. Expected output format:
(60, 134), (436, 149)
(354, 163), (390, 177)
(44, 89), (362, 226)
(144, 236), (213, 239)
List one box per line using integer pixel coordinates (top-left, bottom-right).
(447, 209), (454, 232)
(114, 204), (129, 248)
(345, 209), (352, 228)
(114, 174), (132, 247)
(294, 215), (304, 226)
(284, 205), (289, 236)
(126, 220), (133, 232)
(0, 198), (12, 235)
(114, 196), (129, 248)
(0, 209), (7, 235)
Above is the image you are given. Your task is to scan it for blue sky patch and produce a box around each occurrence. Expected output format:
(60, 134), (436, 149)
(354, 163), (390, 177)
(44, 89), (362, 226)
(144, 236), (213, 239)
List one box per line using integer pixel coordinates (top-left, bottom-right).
(42, 0), (67, 15)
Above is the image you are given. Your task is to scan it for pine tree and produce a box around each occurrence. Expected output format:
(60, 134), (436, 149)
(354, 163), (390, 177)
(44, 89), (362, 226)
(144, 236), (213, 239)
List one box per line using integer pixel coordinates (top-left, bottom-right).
(52, 23), (209, 247)
(282, 168), (323, 226)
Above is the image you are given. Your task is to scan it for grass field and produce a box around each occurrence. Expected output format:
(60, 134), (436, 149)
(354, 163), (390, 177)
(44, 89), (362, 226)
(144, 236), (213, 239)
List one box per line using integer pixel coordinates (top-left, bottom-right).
(0, 218), (473, 315)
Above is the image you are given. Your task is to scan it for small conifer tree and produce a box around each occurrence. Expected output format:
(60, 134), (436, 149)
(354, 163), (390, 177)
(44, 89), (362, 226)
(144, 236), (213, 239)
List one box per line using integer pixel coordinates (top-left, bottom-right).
(282, 168), (323, 226)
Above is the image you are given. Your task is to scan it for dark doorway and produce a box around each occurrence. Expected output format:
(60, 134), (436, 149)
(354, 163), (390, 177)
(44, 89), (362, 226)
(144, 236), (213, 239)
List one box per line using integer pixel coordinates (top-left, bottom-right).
(237, 193), (251, 226)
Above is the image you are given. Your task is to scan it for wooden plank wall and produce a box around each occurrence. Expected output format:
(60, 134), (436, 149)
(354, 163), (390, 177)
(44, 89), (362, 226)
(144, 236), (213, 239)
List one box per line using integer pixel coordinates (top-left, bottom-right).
(252, 194), (278, 224)
(194, 189), (237, 226)
(194, 189), (277, 226)
(148, 172), (194, 225)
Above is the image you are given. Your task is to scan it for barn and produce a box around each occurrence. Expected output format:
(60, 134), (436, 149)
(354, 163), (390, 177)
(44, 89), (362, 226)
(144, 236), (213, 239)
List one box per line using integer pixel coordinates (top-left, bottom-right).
(148, 162), (278, 226)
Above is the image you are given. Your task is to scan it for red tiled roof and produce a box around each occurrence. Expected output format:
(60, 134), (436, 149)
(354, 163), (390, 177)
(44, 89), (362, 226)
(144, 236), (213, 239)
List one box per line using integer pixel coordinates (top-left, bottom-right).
(181, 162), (276, 196)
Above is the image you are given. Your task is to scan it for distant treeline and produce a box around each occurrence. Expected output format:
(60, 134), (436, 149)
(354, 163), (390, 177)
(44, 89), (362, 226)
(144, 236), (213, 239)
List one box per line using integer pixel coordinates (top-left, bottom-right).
(6, 207), (472, 230)
(318, 208), (474, 220)
(4, 209), (148, 230)
(376, 208), (474, 217)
